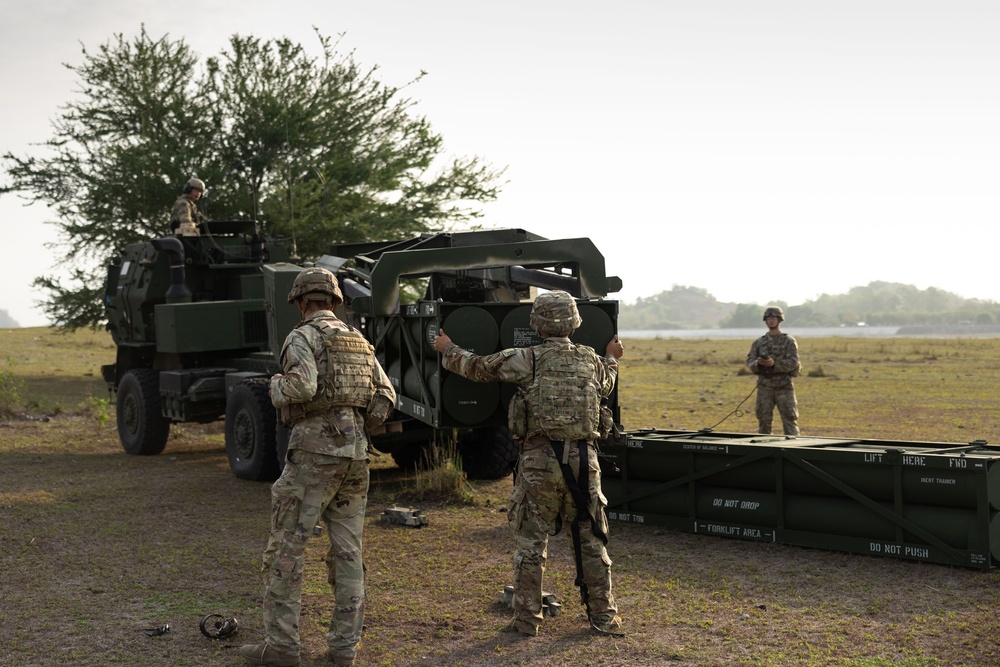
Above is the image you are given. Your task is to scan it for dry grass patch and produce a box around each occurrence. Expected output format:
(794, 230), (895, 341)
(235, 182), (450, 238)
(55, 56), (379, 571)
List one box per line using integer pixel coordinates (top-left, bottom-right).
(3, 328), (1000, 665)
(619, 336), (1000, 444)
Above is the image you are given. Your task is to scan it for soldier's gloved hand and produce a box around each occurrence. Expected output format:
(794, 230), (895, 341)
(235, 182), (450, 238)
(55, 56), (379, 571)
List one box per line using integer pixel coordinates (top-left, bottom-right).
(606, 335), (624, 359)
(433, 328), (453, 353)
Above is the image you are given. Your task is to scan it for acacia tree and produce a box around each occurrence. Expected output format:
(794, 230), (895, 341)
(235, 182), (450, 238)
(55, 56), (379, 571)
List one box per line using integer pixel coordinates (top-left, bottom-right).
(1, 28), (505, 329)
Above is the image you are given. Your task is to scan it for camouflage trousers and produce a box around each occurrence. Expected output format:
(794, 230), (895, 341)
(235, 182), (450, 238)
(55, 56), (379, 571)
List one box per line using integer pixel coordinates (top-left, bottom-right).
(261, 450), (368, 659)
(755, 383), (799, 435)
(507, 438), (617, 628)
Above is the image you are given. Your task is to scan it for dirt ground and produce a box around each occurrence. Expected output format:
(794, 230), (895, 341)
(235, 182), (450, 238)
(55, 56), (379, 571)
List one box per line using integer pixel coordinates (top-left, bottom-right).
(4, 413), (1000, 667)
(4, 328), (1000, 666)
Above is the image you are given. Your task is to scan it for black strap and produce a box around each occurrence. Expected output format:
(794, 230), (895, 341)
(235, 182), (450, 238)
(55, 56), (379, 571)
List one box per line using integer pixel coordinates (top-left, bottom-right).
(550, 439), (609, 617)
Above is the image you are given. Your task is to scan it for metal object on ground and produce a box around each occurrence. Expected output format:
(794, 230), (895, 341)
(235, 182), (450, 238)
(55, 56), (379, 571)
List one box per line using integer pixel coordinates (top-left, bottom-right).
(142, 624), (170, 637)
(601, 429), (1000, 570)
(381, 506), (428, 527)
(199, 614), (239, 639)
(499, 585), (562, 617)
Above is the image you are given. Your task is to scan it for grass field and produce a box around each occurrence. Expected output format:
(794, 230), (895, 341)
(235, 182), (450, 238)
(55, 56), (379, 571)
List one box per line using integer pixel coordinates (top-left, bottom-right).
(621, 335), (1000, 444)
(2, 327), (1000, 667)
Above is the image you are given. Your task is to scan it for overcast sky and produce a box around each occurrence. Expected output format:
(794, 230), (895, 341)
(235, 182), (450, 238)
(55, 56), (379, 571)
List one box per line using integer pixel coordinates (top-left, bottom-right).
(1, 1), (997, 327)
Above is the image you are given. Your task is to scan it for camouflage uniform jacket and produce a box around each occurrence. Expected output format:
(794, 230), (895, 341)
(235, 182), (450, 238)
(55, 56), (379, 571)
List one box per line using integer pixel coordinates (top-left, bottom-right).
(170, 194), (202, 232)
(441, 336), (618, 441)
(746, 332), (801, 389)
(270, 311), (396, 459)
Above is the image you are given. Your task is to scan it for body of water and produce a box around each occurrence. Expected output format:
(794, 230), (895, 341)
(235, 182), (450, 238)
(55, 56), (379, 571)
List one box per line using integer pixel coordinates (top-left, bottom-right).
(620, 325), (1000, 340)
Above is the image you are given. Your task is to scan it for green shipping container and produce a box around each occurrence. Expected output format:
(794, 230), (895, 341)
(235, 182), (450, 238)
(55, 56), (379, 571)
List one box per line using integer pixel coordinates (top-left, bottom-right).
(601, 429), (1000, 569)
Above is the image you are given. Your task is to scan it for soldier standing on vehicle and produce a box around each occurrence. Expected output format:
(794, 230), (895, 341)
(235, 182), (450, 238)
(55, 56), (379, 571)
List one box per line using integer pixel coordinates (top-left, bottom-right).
(240, 267), (397, 667)
(746, 306), (801, 435)
(170, 177), (206, 236)
(433, 290), (625, 638)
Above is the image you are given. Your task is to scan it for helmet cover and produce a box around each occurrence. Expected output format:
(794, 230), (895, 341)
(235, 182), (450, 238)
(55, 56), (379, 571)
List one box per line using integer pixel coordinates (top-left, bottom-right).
(530, 290), (582, 336)
(763, 306), (784, 322)
(184, 177), (206, 193)
(287, 267), (344, 306)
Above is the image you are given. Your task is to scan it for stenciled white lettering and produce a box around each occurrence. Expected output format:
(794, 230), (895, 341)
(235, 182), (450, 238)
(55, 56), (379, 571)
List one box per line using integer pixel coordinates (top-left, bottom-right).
(715, 498), (762, 511)
(920, 476), (957, 485)
(870, 542), (928, 558)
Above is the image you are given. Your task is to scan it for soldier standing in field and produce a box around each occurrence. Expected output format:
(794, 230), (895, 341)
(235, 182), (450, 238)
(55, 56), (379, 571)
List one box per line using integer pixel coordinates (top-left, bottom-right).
(746, 306), (801, 435)
(170, 177), (206, 236)
(240, 267), (397, 667)
(433, 290), (625, 638)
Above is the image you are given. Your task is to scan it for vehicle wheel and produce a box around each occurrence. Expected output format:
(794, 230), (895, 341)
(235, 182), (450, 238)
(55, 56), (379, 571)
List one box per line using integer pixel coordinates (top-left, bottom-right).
(225, 381), (280, 481)
(459, 426), (519, 480)
(116, 368), (170, 456)
(391, 442), (430, 470)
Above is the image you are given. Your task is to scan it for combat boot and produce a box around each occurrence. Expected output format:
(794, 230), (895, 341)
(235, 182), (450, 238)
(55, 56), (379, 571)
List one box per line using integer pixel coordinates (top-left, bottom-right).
(590, 615), (625, 636)
(510, 617), (539, 636)
(326, 649), (355, 667)
(238, 642), (300, 666)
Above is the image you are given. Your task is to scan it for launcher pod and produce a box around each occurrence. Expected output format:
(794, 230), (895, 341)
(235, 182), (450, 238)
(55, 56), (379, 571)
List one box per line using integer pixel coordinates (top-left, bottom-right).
(601, 430), (1000, 569)
(102, 224), (621, 482)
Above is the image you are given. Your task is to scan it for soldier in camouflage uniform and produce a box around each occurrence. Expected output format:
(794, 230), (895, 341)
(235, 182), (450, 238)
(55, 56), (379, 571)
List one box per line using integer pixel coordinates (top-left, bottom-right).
(746, 306), (801, 435)
(240, 268), (397, 667)
(170, 177), (206, 236)
(433, 290), (625, 637)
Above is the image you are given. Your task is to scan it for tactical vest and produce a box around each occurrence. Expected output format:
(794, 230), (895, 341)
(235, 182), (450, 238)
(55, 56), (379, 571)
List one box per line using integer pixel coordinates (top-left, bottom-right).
(515, 343), (603, 441)
(278, 318), (377, 428)
(753, 333), (801, 389)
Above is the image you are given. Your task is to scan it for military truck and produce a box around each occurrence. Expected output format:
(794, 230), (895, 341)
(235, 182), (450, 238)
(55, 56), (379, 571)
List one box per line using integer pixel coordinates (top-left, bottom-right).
(101, 221), (622, 482)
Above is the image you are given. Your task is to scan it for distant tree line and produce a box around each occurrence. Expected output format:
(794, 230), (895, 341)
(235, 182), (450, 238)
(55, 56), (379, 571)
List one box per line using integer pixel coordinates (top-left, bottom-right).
(617, 286), (735, 329)
(618, 282), (1000, 330)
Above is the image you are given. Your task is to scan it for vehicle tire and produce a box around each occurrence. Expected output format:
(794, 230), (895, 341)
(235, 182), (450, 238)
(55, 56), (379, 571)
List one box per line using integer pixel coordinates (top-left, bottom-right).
(225, 381), (280, 481)
(459, 426), (519, 480)
(116, 368), (170, 456)
(391, 442), (429, 470)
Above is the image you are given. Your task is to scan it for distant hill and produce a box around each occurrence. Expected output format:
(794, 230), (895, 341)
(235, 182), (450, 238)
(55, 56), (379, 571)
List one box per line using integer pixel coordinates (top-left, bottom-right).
(0, 309), (19, 328)
(619, 282), (1000, 329)
(618, 286), (737, 329)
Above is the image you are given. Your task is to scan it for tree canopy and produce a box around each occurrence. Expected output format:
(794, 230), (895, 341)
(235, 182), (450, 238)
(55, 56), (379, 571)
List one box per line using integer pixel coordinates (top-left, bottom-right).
(620, 285), (735, 329)
(1, 28), (505, 329)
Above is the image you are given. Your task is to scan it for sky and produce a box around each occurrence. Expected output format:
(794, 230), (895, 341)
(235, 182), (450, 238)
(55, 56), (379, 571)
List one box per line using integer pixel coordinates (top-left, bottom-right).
(1, 0), (998, 327)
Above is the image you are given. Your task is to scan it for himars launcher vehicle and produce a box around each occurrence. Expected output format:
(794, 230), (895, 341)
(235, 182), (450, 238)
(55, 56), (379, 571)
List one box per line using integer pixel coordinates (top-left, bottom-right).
(102, 220), (1000, 570)
(101, 221), (622, 481)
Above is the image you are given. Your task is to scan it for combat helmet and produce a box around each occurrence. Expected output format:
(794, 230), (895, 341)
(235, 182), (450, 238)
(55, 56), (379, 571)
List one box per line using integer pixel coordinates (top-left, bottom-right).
(529, 290), (582, 336)
(184, 177), (206, 194)
(763, 306), (784, 322)
(287, 267), (344, 306)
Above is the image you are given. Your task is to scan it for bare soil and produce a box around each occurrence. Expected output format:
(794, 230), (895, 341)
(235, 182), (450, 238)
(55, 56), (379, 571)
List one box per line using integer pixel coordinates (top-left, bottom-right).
(2, 329), (1000, 666)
